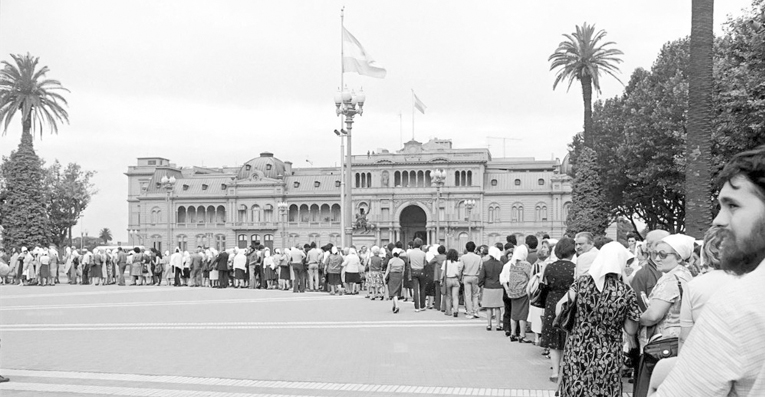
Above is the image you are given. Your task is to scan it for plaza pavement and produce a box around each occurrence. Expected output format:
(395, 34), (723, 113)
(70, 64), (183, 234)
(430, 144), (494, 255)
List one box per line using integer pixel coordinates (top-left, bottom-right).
(0, 283), (632, 397)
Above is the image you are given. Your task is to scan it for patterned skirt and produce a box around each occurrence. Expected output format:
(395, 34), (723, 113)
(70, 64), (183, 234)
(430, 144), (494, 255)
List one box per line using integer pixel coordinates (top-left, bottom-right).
(366, 271), (384, 288)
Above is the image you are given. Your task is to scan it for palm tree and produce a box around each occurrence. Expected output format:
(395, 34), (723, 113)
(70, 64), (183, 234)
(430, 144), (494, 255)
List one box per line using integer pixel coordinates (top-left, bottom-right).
(99, 228), (112, 244)
(0, 53), (69, 141)
(549, 23), (623, 148)
(685, 0), (714, 238)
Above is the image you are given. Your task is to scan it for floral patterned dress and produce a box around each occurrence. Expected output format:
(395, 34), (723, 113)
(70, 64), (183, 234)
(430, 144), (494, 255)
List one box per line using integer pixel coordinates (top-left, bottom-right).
(560, 275), (641, 397)
(541, 260), (576, 350)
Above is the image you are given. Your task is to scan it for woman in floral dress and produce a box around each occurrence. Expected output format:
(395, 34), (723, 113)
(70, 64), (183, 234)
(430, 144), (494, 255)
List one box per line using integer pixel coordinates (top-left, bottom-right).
(541, 237), (576, 384)
(559, 242), (641, 397)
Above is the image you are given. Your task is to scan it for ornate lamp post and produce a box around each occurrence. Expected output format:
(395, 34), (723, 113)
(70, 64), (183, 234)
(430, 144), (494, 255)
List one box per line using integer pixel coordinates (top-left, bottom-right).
(277, 201), (289, 249)
(80, 231), (88, 251)
(431, 169), (447, 245)
(161, 175), (177, 252)
(128, 229), (139, 247)
(465, 199), (476, 242)
(334, 129), (348, 248)
(334, 87), (365, 247)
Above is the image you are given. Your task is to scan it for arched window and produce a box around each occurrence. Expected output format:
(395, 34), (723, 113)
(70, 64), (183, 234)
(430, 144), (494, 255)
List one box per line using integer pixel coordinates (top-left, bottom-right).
(331, 204), (341, 222)
(288, 233), (300, 247)
(289, 204), (298, 222)
(402, 171), (409, 187)
(215, 234), (226, 251)
(197, 206), (206, 224)
(177, 207), (186, 223)
(216, 205), (226, 223)
(457, 200), (466, 221)
(206, 206), (215, 223)
(237, 204), (247, 223)
(425, 170), (432, 186)
(264, 204), (273, 222)
(264, 234), (274, 250)
(367, 172), (372, 188)
(151, 207), (162, 224)
(188, 206), (197, 223)
(467, 171), (473, 186)
(177, 234), (188, 251)
(461, 171), (467, 187)
(417, 171), (424, 187)
(320, 204), (331, 222)
(251, 204), (261, 223)
(488, 203), (500, 223)
(310, 204), (320, 222)
(355, 172), (361, 188)
(250, 234), (260, 246)
(535, 203), (548, 221)
(299, 204), (310, 223)
(409, 171), (416, 187)
(455, 170), (461, 186)
(394, 171), (401, 187)
(511, 203), (524, 223)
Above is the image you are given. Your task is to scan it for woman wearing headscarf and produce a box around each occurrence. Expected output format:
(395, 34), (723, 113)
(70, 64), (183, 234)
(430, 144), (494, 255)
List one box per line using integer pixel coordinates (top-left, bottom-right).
(366, 246), (385, 300)
(278, 247), (291, 290)
(342, 247), (362, 295)
(38, 250), (50, 286)
(129, 247), (143, 285)
(540, 237), (576, 384)
(529, 239), (554, 347)
(161, 250), (172, 286)
(208, 248), (219, 288)
(262, 248), (275, 289)
(384, 248), (406, 313)
(503, 244), (534, 343)
(558, 242), (641, 397)
(325, 246), (344, 295)
(90, 248), (104, 286)
(233, 248), (247, 288)
(478, 246), (506, 331)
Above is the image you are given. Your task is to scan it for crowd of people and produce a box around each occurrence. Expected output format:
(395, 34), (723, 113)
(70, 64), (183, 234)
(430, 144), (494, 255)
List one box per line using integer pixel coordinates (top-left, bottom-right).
(1, 146), (764, 396)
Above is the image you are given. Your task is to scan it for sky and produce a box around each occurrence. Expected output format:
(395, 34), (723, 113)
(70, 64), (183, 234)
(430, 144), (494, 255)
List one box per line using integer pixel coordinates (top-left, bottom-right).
(0, 0), (755, 242)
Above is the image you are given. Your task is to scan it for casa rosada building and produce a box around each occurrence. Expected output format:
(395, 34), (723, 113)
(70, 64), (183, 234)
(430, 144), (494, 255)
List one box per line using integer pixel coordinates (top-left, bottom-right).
(125, 138), (573, 252)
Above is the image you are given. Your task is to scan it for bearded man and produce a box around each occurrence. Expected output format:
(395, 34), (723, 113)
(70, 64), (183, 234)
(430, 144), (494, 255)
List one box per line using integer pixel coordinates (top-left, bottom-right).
(650, 145), (765, 397)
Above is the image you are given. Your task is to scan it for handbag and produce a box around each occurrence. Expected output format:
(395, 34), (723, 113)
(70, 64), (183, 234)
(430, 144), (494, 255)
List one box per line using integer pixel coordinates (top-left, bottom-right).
(553, 292), (577, 332)
(529, 277), (548, 308)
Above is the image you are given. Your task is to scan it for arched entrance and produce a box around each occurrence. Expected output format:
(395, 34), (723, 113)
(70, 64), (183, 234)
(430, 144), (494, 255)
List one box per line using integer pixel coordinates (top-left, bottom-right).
(400, 205), (427, 244)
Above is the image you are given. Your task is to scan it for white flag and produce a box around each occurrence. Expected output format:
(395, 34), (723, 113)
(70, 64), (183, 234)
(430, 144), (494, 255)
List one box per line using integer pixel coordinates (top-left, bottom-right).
(342, 27), (386, 79)
(413, 91), (426, 114)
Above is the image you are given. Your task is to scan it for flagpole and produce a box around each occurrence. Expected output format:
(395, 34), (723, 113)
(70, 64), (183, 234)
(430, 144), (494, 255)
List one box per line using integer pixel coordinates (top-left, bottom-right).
(411, 89), (415, 141)
(339, 6), (346, 249)
(399, 111), (403, 148)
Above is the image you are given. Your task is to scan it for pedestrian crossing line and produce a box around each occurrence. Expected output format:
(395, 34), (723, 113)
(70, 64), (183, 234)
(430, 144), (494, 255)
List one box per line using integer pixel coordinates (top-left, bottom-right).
(1, 319), (473, 328)
(0, 286), (190, 300)
(0, 295), (343, 311)
(0, 369), (636, 396)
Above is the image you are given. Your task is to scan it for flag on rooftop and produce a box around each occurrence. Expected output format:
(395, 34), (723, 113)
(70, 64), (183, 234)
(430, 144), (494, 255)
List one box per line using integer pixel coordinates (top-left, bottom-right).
(342, 27), (386, 79)
(413, 90), (427, 114)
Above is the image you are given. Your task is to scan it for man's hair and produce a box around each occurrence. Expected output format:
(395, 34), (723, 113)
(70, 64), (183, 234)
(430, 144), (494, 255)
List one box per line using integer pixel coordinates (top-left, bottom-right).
(526, 235), (538, 249)
(506, 235), (517, 245)
(310, 242), (316, 248)
(133, 247), (141, 253)
(626, 232), (638, 240)
(395, 241), (403, 249)
(542, 233), (550, 240)
(593, 236), (613, 250)
(555, 237), (577, 259)
(413, 238), (423, 248)
(496, 242), (505, 251)
(504, 242), (514, 251)
(716, 144), (765, 200)
(575, 232), (594, 243)
(437, 245), (446, 254)
(466, 241), (476, 252)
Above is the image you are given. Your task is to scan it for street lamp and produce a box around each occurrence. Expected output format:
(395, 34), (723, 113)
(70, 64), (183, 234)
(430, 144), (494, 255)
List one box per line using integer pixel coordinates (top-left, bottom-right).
(465, 199), (476, 241)
(81, 231), (88, 251)
(161, 175), (177, 252)
(334, 86), (365, 247)
(432, 169), (447, 245)
(277, 201), (289, 249)
(334, 129), (348, 248)
(128, 229), (139, 247)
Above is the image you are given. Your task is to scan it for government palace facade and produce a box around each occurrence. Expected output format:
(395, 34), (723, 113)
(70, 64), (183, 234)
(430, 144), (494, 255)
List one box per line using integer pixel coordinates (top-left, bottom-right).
(126, 138), (573, 252)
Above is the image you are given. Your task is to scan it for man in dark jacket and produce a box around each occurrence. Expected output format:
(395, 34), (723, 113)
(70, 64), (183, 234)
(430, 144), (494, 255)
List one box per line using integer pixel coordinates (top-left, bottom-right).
(215, 249), (230, 288)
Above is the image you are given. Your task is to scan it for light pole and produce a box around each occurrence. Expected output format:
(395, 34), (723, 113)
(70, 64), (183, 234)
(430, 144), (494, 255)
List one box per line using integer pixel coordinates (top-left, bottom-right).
(431, 169), (447, 245)
(334, 129), (348, 248)
(277, 201), (289, 249)
(334, 86), (365, 248)
(465, 199), (476, 242)
(128, 229), (138, 247)
(161, 175), (177, 252)
(80, 231), (87, 251)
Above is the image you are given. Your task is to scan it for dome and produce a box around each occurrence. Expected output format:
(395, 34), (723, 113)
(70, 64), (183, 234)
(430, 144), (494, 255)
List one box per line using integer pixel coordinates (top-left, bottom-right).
(237, 152), (286, 180)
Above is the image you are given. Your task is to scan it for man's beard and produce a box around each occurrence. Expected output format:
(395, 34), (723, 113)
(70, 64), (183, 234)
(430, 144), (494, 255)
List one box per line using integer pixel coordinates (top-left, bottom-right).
(720, 219), (765, 276)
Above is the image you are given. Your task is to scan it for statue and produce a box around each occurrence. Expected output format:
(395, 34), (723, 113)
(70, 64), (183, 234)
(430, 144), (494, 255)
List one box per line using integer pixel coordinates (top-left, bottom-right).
(381, 171), (389, 187)
(354, 208), (375, 232)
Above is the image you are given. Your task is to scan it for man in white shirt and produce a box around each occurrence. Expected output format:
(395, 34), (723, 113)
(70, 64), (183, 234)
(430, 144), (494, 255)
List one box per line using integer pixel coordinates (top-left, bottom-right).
(650, 145), (765, 397)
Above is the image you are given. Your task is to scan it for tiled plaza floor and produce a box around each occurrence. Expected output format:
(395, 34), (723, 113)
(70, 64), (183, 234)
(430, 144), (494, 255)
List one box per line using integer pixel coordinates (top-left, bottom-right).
(0, 283), (632, 396)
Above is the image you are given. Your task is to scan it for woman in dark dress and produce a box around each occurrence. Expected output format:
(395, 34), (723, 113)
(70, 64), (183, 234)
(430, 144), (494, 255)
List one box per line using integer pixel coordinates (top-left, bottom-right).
(559, 242), (641, 397)
(540, 237), (576, 385)
(385, 249), (406, 313)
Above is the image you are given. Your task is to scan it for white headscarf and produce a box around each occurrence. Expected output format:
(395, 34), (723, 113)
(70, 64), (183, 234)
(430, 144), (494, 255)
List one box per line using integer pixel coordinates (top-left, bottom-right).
(510, 245), (529, 263)
(425, 245), (439, 262)
(348, 248), (358, 257)
(661, 234), (696, 261)
(331, 246), (338, 255)
(488, 246), (502, 261)
(588, 242), (634, 292)
(545, 238), (559, 263)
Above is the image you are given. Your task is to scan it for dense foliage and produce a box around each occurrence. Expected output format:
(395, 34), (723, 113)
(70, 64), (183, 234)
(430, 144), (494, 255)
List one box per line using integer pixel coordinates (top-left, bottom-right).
(565, 147), (611, 236)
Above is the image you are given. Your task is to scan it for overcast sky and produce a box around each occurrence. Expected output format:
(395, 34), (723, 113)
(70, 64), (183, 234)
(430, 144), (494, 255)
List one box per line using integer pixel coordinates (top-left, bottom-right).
(0, 0), (754, 242)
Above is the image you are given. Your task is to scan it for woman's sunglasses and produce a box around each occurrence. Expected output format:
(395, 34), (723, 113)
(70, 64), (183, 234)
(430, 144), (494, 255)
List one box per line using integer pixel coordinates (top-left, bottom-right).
(651, 251), (679, 261)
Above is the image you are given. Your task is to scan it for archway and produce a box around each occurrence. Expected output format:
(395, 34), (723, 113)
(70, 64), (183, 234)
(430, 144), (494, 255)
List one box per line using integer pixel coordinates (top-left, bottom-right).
(400, 205), (427, 245)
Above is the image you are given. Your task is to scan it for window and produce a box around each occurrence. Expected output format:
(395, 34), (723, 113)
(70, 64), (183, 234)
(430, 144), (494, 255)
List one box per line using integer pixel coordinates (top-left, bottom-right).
(148, 160), (157, 165)
(491, 179), (498, 186)
(238, 204), (247, 223)
(538, 178), (545, 185)
(488, 203), (500, 223)
(264, 204), (274, 223)
(202, 184), (208, 190)
(250, 234), (260, 246)
(266, 164), (272, 170)
(195, 234), (207, 249)
(221, 184), (227, 190)
(151, 207), (162, 224)
(514, 179), (521, 186)
(335, 180), (341, 188)
(183, 184), (189, 191)
(251, 204), (261, 223)
(511, 203), (524, 223)
(314, 181), (321, 188)
(288, 204), (298, 222)
(536, 203), (548, 221)
(215, 234), (227, 251)
(177, 234), (188, 251)
(177, 207), (186, 223)
(293, 181), (300, 188)
(245, 164), (251, 171)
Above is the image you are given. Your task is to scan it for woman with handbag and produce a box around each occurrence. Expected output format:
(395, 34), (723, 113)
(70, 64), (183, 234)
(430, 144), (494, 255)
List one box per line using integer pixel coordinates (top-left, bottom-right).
(528, 239), (554, 346)
(634, 234), (695, 397)
(557, 242), (641, 397)
(540, 237), (576, 384)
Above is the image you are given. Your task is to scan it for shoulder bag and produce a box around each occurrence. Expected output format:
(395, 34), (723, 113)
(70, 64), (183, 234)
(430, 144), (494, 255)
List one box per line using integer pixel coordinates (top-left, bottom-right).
(529, 268), (548, 308)
(553, 289), (577, 333)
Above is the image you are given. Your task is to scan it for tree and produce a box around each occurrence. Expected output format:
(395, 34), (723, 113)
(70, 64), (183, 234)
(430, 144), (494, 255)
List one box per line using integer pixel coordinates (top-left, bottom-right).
(549, 22), (624, 148)
(42, 160), (97, 247)
(0, 54), (69, 249)
(685, 0), (715, 239)
(99, 228), (112, 244)
(565, 147), (611, 236)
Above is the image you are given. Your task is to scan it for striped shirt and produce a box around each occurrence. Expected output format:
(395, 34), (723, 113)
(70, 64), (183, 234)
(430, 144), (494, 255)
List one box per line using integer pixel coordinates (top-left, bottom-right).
(653, 258), (765, 397)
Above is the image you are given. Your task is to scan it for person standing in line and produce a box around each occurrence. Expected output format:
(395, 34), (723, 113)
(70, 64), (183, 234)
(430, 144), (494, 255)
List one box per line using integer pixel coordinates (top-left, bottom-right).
(116, 247), (127, 286)
(422, 245), (437, 308)
(441, 249), (464, 317)
(170, 248), (183, 287)
(325, 246), (344, 295)
(407, 238), (428, 312)
(90, 248), (103, 286)
(505, 245), (534, 343)
(208, 248), (219, 288)
(233, 247), (247, 288)
(366, 246), (385, 300)
(528, 239), (553, 346)
(278, 248), (291, 290)
(38, 250), (50, 286)
(142, 248), (153, 285)
(262, 248), (276, 289)
(213, 248), (229, 288)
(47, 245), (59, 285)
(461, 242), (482, 319)
(526, 235), (539, 266)
(162, 250), (172, 286)
(306, 242), (323, 292)
(574, 232), (599, 278)
(341, 247), (362, 295)
(246, 245), (258, 289)
(500, 242), (516, 336)
(540, 237), (577, 384)
(189, 247), (203, 287)
(290, 244), (307, 293)
(128, 247), (142, 285)
(385, 249), (406, 313)
(428, 245), (447, 311)
(479, 246), (506, 331)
